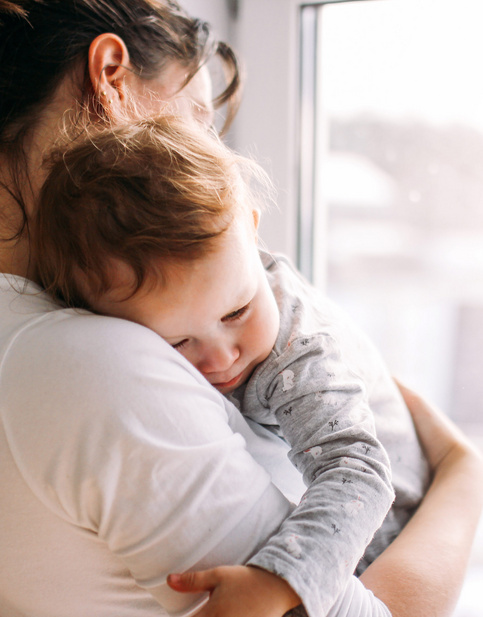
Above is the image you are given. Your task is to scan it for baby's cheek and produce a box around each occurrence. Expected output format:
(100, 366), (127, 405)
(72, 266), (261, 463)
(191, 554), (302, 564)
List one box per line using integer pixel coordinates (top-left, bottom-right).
(250, 316), (276, 360)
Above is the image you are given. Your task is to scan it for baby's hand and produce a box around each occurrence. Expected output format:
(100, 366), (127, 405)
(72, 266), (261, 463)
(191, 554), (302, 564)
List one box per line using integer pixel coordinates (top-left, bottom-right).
(167, 564), (301, 617)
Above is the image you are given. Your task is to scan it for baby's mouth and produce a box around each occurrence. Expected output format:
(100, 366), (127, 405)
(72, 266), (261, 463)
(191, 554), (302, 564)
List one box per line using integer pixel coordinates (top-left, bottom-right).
(211, 369), (245, 390)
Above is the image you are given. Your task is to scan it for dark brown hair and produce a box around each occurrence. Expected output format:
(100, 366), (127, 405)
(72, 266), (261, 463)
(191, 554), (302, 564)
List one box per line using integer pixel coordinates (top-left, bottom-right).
(34, 114), (263, 309)
(0, 0), (241, 239)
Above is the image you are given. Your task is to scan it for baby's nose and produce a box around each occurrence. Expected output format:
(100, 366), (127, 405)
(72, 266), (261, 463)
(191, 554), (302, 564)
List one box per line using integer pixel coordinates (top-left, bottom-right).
(198, 341), (240, 374)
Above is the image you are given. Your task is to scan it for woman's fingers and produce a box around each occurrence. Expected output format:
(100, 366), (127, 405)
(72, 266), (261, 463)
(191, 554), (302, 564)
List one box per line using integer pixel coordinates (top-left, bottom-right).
(167, 569), (219, 593)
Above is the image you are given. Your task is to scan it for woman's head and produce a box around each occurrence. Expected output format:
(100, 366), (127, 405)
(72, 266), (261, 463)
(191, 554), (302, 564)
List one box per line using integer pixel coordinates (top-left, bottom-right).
(0, 0), (240, 145)
(34, 114), (268, 309)
(0, 0), (241, 273)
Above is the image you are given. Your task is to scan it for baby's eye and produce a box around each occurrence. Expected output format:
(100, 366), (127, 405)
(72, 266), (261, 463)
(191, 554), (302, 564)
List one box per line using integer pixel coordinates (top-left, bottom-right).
(172, 339), (189, 350)
(222, 303), (251, 323)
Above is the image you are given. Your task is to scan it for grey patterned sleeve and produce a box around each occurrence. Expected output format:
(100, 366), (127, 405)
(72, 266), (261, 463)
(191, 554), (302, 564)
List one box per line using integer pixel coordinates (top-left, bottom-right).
(246, 334), (395, 617)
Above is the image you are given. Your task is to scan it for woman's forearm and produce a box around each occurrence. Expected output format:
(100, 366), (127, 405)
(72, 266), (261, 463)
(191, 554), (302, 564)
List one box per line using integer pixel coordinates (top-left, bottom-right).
(360, 442), (483, 617)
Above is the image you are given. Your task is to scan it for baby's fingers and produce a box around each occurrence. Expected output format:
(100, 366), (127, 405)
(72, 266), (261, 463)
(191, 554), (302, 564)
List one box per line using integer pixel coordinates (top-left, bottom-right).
(167, 569), (219, 594)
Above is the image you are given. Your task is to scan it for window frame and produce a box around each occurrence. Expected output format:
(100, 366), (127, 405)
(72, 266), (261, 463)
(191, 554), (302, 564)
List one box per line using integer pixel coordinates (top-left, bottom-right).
(233, 0), (374, 282)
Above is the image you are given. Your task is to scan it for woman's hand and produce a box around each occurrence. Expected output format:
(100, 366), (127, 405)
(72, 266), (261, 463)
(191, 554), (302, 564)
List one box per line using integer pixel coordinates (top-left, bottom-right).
(167, 565), (301, 617)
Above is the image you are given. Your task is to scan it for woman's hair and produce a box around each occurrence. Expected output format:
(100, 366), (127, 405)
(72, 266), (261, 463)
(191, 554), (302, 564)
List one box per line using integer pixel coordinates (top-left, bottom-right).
(34, 115), (267, 309)
(0, 0), (241, 238)
(0, 0), (240, 140)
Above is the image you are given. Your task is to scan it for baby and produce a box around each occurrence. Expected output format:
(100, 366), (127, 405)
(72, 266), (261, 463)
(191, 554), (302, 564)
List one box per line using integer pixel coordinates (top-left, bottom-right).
(35, 115), (429, 617)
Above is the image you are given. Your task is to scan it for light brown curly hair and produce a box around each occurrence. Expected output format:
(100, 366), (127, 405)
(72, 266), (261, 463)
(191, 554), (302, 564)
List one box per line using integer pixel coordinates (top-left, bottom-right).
(33, 114), (268, 309)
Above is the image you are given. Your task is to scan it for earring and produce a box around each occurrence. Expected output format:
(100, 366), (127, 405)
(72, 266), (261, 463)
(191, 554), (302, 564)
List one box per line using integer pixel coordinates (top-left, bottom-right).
(100, 90), (112, 104)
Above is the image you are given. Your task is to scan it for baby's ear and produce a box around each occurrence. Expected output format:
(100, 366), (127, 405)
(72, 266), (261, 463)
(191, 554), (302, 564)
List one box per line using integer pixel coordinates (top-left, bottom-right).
(252, 208), (261, 232)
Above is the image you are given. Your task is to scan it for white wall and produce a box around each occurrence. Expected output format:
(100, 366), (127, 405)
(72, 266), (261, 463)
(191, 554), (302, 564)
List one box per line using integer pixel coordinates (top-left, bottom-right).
(180, 0), (233, 42)
(181, 0), (300, 261)
(233, 0), (300, 261)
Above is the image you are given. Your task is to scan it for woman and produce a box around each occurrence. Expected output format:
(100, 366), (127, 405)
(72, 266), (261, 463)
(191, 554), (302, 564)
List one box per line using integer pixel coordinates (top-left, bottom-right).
(0, 2), (481, 616)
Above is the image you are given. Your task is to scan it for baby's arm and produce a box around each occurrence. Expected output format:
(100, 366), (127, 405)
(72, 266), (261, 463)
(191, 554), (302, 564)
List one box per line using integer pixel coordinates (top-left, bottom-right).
(244, 334), (394, 617)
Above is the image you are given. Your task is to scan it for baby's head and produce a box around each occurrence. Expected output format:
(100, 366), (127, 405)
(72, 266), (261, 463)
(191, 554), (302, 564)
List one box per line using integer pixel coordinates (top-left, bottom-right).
(35, 115), (280, 392)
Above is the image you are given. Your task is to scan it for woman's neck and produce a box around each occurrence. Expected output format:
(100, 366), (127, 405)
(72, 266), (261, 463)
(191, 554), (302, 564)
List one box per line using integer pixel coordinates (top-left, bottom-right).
(0, 185), (31, 277)
(0, 240), (30, 277)
(0, 83), (78, 278)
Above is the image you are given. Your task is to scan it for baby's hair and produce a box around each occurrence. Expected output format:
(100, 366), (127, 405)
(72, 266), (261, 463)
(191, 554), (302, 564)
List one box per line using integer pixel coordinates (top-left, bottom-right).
(34, 115), (269, 309)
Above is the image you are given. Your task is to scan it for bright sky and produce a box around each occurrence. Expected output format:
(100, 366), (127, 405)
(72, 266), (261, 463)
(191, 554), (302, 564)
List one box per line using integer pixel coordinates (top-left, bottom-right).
(320, 0), (483, 131)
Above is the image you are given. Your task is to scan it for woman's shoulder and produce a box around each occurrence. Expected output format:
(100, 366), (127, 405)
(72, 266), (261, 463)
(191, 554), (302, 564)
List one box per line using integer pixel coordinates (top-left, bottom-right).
(0, 284), (277, 567)
(0, 283), (245, 511)
(0, 282), (218, 430)
(0, 278), (175, 373)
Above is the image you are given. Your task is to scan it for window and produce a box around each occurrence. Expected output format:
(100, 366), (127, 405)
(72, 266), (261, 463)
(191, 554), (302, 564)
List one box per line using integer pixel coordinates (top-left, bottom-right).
(300, 0), (483, 440)
(298, 3), (483, 612)
(234, 0), (482, 610)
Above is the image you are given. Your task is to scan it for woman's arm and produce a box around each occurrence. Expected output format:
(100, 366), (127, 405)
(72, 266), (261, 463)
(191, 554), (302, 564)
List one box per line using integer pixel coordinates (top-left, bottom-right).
(360, 382), (483, 617)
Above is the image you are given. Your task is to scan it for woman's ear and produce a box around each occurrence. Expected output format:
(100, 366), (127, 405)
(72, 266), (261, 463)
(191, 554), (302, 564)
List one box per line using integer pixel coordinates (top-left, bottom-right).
(88, 33), (131, 108)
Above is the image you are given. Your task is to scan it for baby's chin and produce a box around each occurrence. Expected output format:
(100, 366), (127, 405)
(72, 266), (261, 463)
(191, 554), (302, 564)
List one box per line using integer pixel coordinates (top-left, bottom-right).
(210, 366), (254, 394)
(211, 374), (245, 394)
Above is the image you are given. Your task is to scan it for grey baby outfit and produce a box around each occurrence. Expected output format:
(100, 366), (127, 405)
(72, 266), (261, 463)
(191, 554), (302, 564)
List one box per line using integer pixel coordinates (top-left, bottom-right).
(228, 251), (429, 617)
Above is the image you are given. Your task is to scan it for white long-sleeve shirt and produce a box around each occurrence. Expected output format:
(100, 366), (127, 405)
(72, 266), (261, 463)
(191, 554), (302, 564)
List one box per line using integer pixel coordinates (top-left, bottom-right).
(0, 275), (390, 617)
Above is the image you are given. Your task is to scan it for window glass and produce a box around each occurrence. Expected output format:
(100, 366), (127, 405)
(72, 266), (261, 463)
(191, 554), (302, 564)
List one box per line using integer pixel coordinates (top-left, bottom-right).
(313, 0), (483, 443)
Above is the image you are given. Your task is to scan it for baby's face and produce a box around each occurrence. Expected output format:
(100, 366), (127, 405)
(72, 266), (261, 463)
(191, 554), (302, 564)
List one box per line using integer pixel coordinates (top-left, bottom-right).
(95, 211), (280, 394)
